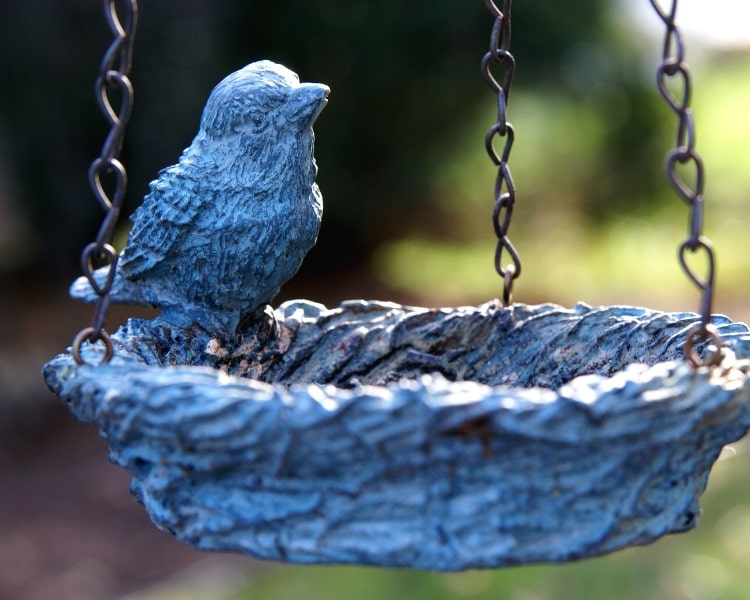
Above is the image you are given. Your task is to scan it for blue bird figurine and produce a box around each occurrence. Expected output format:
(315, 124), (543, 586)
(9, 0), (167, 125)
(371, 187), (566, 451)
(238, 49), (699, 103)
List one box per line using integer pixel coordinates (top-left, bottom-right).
(71, 61), (329, 332)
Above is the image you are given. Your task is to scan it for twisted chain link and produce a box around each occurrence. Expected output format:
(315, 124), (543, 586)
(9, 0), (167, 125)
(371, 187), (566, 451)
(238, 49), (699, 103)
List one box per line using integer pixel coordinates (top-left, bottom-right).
(72, 0), (138, 365)
(66, 0), (720, 370)
(649, 0), (722, 368)
(481, 0), (520, 307)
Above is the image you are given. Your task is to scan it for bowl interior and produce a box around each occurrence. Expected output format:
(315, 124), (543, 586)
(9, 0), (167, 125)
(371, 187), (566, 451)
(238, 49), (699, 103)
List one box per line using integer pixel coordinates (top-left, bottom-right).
(113, 300), (746, 391)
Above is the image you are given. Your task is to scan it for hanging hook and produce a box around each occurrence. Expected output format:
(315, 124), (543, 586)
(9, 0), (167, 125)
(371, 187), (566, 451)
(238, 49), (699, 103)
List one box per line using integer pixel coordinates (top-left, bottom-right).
(684, 324), (722, 369)
(72, 327), (115, 366)
(501, 264), (516, 307)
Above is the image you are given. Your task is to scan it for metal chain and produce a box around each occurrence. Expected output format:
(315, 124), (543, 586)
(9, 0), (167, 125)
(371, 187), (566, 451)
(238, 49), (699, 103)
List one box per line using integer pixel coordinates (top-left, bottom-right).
(649, 0), (722, 368)
(72, 0), (138, 365)
(481, 0), (520, 307)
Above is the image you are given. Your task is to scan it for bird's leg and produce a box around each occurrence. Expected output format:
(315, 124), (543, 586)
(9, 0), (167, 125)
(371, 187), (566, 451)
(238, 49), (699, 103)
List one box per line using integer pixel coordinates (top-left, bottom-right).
(260, 304), (280, 342)
(236, 304), (279, 344)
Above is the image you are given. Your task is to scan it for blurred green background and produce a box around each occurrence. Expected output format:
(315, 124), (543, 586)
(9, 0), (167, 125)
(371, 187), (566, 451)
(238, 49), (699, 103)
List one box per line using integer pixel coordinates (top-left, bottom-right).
(1, 0), (748, 599)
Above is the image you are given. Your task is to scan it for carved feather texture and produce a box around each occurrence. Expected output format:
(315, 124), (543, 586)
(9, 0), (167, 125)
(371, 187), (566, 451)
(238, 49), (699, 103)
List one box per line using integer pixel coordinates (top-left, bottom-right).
(72, 61), (329, 331)
(44, 301), (750, 569)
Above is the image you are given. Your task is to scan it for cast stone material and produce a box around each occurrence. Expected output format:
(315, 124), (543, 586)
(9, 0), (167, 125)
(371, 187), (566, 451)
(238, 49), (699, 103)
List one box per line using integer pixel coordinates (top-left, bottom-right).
(71, 60), (329, 332)
(44, 301), (750, 569)
(44, 61), (750, 570)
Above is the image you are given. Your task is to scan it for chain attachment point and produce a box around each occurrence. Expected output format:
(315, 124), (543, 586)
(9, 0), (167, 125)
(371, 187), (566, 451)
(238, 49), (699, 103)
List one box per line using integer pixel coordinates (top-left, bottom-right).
(72, 327), (115, 366)
(684, 324), (723, 369)
(501, 264), (516, 307)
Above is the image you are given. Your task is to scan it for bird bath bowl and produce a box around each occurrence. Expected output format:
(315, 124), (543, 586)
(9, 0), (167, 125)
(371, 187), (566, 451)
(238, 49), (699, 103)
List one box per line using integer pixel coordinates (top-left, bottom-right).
(41, 47), (750, 571)
(43, 299), (750, 570)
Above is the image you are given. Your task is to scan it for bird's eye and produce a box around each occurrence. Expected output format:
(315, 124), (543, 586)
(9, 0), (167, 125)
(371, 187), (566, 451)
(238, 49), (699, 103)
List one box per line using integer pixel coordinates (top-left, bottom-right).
(236, 113), (266, 135)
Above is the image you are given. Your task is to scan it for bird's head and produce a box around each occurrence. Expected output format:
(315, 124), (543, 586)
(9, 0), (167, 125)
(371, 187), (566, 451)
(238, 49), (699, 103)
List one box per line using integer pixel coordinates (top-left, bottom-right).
(199, 60), (329, 141)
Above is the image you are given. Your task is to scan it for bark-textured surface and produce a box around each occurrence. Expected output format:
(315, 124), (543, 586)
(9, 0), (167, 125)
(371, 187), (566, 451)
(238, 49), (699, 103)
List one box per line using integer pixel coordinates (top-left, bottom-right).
(44, 300), (750, 569)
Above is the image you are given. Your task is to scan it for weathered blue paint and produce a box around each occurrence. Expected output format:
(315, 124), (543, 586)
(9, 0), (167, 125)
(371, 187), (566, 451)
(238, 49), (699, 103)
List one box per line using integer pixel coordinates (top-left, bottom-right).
(44, 61), (750, 569)
(70, 61), (328, 332)
(43, 301), (750, 570)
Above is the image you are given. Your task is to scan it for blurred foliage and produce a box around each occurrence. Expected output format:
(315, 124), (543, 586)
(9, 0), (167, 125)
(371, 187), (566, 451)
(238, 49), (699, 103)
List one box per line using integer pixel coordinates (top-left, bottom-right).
(375, 52), (750, 309)
(0, 0), (667, 286)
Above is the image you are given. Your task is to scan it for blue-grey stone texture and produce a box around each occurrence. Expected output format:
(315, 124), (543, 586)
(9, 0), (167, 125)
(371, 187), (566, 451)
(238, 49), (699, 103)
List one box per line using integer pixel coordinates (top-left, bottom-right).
(43, 301), (750, 570)
(46, 60), (750, 570)
(71, 61), (329, 332)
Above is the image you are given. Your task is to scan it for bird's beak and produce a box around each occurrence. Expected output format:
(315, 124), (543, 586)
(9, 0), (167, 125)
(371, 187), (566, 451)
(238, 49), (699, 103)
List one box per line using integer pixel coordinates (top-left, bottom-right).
(289, 83), (330, 126)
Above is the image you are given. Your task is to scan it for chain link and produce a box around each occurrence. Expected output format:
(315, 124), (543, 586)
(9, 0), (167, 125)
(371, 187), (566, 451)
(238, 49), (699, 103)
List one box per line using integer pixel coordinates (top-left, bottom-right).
(649, 0), (722, 368)
(66, 0), (720, 370)
(72, 0), (138, 366)
(481, 0), (520, 307)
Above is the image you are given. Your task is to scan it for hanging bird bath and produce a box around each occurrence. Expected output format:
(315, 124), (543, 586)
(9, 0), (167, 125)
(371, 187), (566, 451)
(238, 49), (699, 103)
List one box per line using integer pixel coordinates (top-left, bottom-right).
(44, 300), (750, 569)
(43, 0), (750, 570)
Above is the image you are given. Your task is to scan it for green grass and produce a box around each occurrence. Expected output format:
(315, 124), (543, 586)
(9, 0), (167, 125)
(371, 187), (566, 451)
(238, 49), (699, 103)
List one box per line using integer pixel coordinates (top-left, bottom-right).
(374, 210), (750, 313)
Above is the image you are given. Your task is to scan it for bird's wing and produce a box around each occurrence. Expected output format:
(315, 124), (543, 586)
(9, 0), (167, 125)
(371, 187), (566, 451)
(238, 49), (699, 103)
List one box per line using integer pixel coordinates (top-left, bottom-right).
(119, 166), (207, 279)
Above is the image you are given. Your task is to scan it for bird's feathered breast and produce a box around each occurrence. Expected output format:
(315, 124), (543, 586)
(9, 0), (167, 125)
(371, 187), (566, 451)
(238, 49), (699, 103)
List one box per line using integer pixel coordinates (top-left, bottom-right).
(105, 60), (328, 329)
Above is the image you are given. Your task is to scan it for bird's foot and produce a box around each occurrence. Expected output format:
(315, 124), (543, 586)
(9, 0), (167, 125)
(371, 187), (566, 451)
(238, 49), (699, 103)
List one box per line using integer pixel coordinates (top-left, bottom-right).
(237, 304), (279, 343)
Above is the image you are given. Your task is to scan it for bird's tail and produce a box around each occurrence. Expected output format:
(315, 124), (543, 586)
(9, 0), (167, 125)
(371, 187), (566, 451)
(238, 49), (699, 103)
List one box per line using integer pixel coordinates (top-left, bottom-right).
(70, 267), (155, 307)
